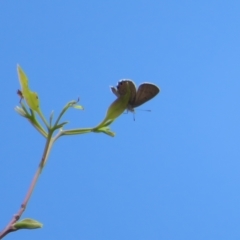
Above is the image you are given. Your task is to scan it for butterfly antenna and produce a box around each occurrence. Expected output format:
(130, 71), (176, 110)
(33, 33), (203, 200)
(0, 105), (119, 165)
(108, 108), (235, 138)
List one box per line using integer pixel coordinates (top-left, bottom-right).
(136, 109), (151, 112)
(132, 112), (135, 121)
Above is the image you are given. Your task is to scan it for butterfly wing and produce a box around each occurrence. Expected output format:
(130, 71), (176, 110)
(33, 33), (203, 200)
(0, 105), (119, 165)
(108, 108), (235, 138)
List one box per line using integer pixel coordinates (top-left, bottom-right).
(131, 83), (160, 108)
(110, 80), (137, 112)
(111, 79), (137, 100)
(110, 86), (120, 97)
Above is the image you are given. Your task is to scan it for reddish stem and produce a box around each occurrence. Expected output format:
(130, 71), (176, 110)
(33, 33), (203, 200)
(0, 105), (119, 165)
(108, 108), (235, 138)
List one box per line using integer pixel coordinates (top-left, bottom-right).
(0, 137), (51, 239)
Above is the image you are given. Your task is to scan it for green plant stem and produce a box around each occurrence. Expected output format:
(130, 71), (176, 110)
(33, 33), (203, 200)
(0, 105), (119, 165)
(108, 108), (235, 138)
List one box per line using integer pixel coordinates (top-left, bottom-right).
(54, 100), (77, 127)
(0, 132), (54, 239)
(28, 117), (47, 138)
(37, 110), (50, 130)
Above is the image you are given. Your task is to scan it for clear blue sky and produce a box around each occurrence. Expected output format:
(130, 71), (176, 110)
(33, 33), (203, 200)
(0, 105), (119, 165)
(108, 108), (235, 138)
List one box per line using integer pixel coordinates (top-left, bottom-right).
(1, 1), (240, 239)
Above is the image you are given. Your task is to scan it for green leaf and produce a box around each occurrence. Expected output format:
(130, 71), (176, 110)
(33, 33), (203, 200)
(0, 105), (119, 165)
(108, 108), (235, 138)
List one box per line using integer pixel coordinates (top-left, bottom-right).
(17, 65), (28, 89)
(17, 65), (41, 113)
(54, 121), (69, 129)
(49, 110), (54, 127)
(15, 106), (27, 117)
(92, 126), (115, 137)
(93, 82), (131, 130)
(13, 218), (43, 230)
(72, 104), (84, 110)
(25, 91), (40, 112)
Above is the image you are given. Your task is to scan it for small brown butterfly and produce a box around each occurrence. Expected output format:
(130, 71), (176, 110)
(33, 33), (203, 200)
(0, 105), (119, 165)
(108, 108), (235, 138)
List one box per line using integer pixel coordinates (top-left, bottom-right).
(111, 79), (160, 112)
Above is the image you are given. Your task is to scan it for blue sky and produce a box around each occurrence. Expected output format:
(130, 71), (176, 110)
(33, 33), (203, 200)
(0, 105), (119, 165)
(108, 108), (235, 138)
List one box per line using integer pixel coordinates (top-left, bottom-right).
(1, 1), (240, 239)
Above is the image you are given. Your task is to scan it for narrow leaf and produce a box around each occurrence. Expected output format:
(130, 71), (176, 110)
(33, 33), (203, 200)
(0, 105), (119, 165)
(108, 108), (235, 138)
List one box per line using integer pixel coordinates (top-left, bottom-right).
(17, 65), (41, 113)
(13, 218), (43, 230)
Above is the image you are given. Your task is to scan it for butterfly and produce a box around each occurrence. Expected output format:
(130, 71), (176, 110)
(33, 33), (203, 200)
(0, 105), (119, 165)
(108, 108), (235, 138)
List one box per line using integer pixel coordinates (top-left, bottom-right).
(110, 79), (160, 112)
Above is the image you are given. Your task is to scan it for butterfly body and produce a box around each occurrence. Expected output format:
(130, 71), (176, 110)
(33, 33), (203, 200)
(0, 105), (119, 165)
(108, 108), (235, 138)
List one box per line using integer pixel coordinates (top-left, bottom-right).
(111, 80), (160, 112)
